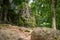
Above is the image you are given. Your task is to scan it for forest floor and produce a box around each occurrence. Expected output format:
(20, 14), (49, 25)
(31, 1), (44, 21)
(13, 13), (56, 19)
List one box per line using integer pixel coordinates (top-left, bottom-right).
(0, 24), (33, 40)
(0, 24), (60, 40)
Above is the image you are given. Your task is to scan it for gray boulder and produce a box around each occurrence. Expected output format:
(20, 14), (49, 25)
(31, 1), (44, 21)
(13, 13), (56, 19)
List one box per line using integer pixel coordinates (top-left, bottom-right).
(31, 27), (60, 40)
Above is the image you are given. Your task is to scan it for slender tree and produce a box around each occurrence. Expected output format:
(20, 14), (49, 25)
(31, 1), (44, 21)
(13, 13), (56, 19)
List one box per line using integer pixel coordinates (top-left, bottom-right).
(51, 0), (56, 29)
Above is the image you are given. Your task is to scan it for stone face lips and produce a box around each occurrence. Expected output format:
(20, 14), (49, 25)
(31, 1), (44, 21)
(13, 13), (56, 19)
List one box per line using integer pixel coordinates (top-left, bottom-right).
(31, 27), (60, 40)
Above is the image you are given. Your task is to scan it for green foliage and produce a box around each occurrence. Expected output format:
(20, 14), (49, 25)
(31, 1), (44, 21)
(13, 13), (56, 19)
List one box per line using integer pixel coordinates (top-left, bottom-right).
(0, 0), (60, 29)
(26, 17), (36, 28)
(17, 18), (24, 26)
(30, 0), (51, 27)
(56, 0), (60, 30)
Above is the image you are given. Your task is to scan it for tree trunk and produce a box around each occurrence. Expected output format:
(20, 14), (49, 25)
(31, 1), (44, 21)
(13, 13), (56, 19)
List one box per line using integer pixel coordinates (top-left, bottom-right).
(51, 0), (56, 30)
(2, 0), (9, 23)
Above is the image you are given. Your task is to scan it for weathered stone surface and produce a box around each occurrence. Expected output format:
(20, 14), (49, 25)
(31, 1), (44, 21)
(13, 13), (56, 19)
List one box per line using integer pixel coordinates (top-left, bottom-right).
(0, 29), (24, 40)
(31, 27), (60, 40)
